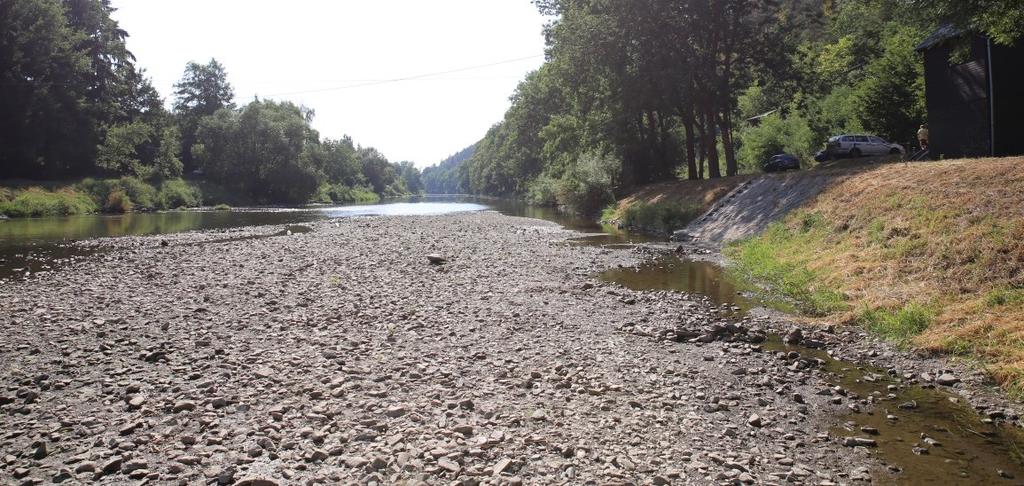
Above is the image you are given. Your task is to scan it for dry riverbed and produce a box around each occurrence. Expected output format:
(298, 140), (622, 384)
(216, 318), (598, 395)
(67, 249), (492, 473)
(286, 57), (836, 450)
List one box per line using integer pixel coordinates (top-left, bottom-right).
(0, 212), (1014, 485)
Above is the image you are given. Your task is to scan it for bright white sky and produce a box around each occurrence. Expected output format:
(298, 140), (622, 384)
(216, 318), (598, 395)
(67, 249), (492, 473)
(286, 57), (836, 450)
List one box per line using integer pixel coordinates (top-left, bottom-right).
(111, 1), (549, 168)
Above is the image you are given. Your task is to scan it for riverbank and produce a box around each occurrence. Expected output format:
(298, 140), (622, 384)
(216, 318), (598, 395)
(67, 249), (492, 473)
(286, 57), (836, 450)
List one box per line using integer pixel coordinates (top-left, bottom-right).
(0, 178), (387, 218)
(603, 177), (752, 235)
(723, 157), (1024, 396)
(0, 211), (919, 485)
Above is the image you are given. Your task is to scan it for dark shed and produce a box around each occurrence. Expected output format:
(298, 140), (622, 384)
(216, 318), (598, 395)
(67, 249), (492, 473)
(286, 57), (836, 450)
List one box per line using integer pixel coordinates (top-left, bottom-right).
(916, 26), (1024, 158)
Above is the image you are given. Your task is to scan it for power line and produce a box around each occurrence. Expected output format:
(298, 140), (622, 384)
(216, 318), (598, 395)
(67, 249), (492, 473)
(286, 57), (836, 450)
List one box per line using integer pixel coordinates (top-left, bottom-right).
(262, 54), (544, 97)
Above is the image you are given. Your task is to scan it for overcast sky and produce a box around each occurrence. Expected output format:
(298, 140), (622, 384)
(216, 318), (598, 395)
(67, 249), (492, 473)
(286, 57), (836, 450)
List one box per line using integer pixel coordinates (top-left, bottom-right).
(111, 1), (549, 168)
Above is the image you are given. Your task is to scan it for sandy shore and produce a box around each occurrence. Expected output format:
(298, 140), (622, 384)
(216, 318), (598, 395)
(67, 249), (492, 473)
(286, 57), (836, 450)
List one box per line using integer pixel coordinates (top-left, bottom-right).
(0, 212), (917, 484)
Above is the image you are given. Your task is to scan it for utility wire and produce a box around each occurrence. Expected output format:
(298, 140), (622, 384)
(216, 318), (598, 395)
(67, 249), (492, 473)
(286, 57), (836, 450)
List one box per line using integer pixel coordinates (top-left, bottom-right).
(262, 54), (543, 97)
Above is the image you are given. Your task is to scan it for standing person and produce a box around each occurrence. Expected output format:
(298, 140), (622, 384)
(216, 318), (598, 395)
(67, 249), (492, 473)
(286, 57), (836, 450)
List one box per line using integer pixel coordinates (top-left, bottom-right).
(917, 123), (930, 151)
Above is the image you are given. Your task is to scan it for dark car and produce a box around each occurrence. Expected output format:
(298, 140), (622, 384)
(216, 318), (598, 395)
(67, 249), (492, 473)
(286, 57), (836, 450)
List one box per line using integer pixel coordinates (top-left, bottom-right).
(762, 154), (801, 172)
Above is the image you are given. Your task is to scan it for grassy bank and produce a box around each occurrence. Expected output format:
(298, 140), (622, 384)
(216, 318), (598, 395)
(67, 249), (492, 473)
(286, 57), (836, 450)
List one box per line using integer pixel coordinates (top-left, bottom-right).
(606, 177), (752, 234)
(725, 157), (1024, 394)
(0, 178), (387, 218)
(0, 177), (206, 217)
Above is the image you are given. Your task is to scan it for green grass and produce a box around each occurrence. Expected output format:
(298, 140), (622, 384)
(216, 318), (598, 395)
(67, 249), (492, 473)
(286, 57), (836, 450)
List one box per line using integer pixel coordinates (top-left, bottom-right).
(986, 287), (1024, 308)
(726, 217), (849, 316)
(0, 187), (98, 217)
(600, 203), (618, 223)
(1, 177), (214, 217)
(213, 203), (232, 211)
(859, 303), (935, 345)
(620, 201), (701, 234)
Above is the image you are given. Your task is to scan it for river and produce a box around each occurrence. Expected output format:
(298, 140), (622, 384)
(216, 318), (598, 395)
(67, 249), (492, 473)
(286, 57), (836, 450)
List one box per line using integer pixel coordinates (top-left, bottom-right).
(2, 195), (1022, 484)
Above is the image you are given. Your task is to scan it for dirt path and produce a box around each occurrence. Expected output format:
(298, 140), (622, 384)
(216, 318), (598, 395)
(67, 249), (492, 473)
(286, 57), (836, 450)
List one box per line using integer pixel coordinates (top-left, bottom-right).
(0, 213), (881, 485)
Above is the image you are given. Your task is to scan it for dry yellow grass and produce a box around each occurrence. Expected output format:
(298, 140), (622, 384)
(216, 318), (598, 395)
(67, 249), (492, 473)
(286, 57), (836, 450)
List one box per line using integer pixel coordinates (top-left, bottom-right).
(759, 157), (1024, 391)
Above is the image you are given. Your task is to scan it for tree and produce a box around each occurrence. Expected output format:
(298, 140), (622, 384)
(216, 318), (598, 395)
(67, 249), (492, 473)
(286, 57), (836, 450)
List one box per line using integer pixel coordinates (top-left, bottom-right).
(852, 25), (926, 144)
(195, 100), (319, 203)
(174, 59), (235, 171)
(908, 0), (1024, 45)
(397, 161), (423, 195)
(0, 0), (143, 179)
(96, 122), (182, 179)
(357, 148), (398, 195)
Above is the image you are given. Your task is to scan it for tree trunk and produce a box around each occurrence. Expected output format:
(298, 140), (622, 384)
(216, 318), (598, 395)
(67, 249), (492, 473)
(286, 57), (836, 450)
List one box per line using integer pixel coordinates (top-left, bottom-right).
(682, 105), (698, 180)
(705, 108), (721, 179)
(720, 111), (738, 176)
(696, 114), (707, 180)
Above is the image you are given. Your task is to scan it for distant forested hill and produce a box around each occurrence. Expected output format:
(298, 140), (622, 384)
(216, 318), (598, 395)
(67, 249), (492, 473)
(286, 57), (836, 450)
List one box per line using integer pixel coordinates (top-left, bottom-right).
(422, 145), (475, 194)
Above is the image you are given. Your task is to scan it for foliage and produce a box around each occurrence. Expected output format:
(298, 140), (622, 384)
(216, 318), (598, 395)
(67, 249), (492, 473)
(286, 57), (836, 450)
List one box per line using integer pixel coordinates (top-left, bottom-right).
(0, 188), (98, 218)
(620, 202), (701, 235)
(851, 25), (927, 143)
(737, 114), (815, 173)
(0, 0), (150, 179)
(908, 0), (1024, 46)
(397, 161), (424, 195)
(96, 123), (182, 181)
(195, 100), (322, 204)
(103, 189), (133, 213)
(157, 179), (202, 209)
(173, 59), (235, 171)
(551, 150), (622, 217)
(313, 184), (380, 204)
(422, 145), (474, 194)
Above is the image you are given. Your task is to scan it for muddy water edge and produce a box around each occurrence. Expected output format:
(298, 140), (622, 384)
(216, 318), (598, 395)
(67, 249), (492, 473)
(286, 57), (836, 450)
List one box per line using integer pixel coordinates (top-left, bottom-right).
(594, 251), (1024, 485)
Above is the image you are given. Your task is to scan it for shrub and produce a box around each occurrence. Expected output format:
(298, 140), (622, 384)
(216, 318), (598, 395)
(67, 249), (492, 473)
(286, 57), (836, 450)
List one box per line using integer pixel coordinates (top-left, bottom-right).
(213, 203), (232, 211)
(79, 177), (159, 211)
(553, 150), (621, 217)
(157, 179), (202, 209)
(0, 187), (98, 217)
(526, 175), (559, 207)
(114, 177), (156, 209)
(104, 190), (133, 213)
(314, 183), (381, 204)
(737, 113), (815, 173)
(621, 202), (700, 234)
(600, 203), (619, 222)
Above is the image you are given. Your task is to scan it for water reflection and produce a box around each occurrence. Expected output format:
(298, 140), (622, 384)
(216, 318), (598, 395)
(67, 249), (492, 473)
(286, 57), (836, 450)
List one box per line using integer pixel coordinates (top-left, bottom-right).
(600, 255), (754, 311)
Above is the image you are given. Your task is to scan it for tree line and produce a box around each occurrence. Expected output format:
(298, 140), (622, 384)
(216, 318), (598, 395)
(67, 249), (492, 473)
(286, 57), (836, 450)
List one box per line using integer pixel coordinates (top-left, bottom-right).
(427, 0), (1022, 215)
(1, 0), (421, 205)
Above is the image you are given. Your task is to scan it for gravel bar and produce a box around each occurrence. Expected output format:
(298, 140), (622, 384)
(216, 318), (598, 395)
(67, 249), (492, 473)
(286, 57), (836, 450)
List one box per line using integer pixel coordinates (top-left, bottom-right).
(1, 212), (876, 485)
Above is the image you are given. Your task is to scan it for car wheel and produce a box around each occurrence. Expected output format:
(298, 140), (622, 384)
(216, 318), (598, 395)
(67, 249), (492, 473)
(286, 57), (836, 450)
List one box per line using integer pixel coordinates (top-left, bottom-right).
(849, 148), (861, 158)
(890, 148), (901, 155)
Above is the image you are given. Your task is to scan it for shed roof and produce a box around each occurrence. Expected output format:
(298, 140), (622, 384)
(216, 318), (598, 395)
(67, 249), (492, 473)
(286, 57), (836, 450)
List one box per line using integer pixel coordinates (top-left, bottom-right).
(916, 24), (962, 52)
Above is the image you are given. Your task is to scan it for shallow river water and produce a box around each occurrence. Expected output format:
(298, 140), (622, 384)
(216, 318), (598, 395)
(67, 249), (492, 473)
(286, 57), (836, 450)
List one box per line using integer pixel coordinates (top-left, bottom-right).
(600, 255), (1024, 485)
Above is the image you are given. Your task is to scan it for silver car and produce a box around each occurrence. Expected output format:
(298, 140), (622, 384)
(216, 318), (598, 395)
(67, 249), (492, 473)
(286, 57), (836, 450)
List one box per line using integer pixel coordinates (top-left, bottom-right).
(826, 134), (905, 158)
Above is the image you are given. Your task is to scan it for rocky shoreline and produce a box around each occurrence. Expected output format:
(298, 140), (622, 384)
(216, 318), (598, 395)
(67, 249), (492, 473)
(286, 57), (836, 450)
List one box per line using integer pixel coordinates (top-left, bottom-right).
(0, 212), (1018, 485)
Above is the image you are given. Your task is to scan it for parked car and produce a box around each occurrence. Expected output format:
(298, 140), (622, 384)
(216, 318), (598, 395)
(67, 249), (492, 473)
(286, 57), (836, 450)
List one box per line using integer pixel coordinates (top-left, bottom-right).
(825, 134), (905, 158)
(762, 154), (801, 172)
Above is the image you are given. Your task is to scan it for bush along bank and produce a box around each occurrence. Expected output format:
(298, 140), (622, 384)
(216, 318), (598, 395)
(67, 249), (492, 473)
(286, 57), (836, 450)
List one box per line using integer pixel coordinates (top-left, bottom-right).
(723, 157), (1024, 397)
(0, 178), (206, 217)
(0, 177), (399, 218)
(613, 201), (702, 236)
